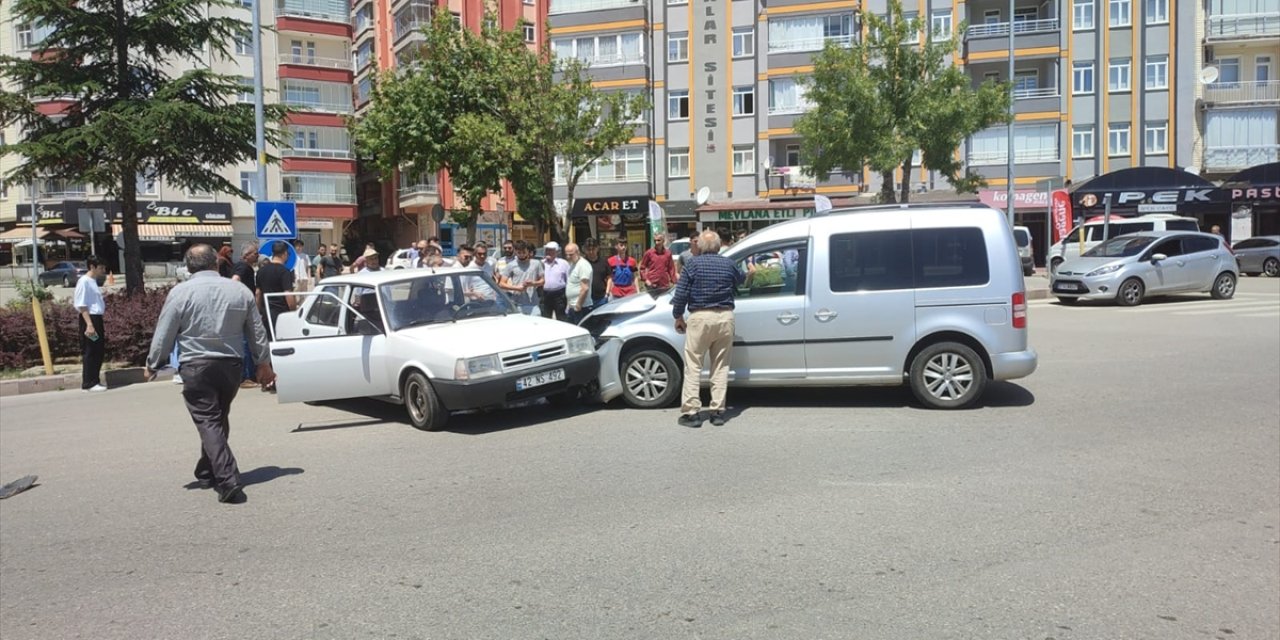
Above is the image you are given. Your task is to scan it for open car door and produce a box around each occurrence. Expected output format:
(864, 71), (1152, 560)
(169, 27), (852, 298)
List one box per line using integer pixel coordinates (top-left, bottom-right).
(264, 290), (391, 404)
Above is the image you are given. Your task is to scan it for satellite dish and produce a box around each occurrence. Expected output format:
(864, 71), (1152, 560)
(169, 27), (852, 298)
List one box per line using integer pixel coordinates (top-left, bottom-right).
(1200, 66), (1220, 84)
(430, 203), (445, 223)
(763, 155), (774, 169)
(695, 186), (711, 205)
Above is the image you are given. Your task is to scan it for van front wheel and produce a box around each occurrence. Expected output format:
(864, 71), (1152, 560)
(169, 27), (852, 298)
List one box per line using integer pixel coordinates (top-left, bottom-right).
(909, 342), (987, 410)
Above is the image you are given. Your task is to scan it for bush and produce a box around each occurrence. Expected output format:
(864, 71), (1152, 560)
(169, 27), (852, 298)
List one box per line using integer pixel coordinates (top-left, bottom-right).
(0, 285), (174, 370)
(9, 280), (53, 306)
(102, 286), (173, 366)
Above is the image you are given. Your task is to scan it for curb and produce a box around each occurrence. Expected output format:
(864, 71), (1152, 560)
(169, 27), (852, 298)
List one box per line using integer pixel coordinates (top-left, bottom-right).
(0, 367), (175, 398)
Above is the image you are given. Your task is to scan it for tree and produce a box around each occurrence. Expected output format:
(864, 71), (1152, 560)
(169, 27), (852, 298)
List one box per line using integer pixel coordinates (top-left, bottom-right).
(0, 0), (286, 294)
(506, 54), (648, 244)
(353, 11), (527, 243)
(795, 0), (1010, 203)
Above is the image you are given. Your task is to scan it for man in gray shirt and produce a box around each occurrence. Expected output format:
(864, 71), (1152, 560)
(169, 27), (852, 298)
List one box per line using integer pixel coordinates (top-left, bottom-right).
(498, 240), (545, 315)
(146, 244), (275, 504)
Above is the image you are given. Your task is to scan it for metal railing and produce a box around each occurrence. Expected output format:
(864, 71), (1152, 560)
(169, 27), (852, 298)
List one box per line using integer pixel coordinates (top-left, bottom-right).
(283, 191), (358, 204)
(549, 0), (640, 14)
(276, 0), (350, 23)
(399, 182), (438, 197)
(1013, 86), (1060, 100)
(1206, 13), (1280, 39)
(966, 17), (1059, 38)
(281, 79), (354, 114)
(280, 54), (353, 70)
(968, 148), (1060, 165)
(1204, 145), (1280, 171)
(1203, 80), (1280, 104)
(767, 34), (854, 53)
(574, 51), (646, 67)
(768, 103), (813, 115)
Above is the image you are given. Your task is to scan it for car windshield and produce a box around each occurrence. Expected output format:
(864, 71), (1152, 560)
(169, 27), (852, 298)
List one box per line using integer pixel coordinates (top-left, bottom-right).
(1084, 235), (1157, 258)
(378, 271), (514, 331)
(1013, 229), (1030, 247)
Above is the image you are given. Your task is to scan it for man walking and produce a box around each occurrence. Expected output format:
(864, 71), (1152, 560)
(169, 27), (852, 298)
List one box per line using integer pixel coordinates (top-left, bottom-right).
(145, 244), (274, 504)
(669, 230), (744, 428)
(74, 256), (109, 392)
(640, 234), (678, 290)
(540, 241), (570, 321)
(498, 240), (544, 315)
(564, 242), (594, 324)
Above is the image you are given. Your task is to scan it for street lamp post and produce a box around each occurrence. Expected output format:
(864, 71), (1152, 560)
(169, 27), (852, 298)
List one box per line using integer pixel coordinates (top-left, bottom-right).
(252, 0), (267, 202)
(1005, 0), (1016, 228)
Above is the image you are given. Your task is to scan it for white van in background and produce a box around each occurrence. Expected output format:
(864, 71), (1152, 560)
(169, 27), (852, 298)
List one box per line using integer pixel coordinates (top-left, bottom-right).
(1047, 214), (1199, 273)
(1013, 225), (1034, 276)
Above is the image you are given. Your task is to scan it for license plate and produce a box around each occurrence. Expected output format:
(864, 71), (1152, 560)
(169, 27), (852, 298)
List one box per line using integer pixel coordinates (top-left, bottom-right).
(1055, 282), (1081, 292)
(516, 368), (565, 391)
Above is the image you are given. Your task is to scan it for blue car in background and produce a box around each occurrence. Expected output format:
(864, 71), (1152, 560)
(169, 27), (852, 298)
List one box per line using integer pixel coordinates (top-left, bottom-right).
(37, 261), (87, 288)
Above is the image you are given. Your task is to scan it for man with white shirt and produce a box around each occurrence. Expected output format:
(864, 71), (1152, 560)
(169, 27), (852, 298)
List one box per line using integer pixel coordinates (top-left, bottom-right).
(539, 241), (571, 321)
(74, 257), (109, 391)
(291, 239), (311, 292)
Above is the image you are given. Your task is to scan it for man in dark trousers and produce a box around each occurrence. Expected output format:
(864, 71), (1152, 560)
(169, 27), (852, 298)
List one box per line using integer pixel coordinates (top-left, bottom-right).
(146, 244), (274, 504)
(255, 240), (296, 342)
(73, 256), (109, 391)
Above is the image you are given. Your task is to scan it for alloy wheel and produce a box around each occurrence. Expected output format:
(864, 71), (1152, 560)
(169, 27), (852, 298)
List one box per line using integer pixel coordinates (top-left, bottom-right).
(922, 352), (974, 402)
(624, 355), (670, 402)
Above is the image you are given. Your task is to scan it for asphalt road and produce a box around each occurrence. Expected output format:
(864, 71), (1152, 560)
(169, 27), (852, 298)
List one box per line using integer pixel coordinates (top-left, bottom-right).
(2, 278), (1277, 640)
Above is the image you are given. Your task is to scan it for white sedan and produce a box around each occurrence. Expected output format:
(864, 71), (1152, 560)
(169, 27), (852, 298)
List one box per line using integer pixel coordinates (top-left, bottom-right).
(267, 267), (599, 430)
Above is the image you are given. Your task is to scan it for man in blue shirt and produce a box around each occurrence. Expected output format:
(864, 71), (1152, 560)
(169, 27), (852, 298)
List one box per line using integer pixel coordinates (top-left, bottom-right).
(669, 230), (746, 427)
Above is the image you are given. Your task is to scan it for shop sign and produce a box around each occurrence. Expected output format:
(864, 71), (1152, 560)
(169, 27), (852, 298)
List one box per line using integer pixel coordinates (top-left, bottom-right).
(699, 208), (814, 223)
(1050, 190), (1071, 243)
(298, 219), (334, 229)
(978, 189), (1050, 209)
(18, 200), (232, 224)
(571, 196), (650, 217)
(16, 203), (67, 225)
(1077, 189), (1217, 208)
(1231, 187), (1277, 201)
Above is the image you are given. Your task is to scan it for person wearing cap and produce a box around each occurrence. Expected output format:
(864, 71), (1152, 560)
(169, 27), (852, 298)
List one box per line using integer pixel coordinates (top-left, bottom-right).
(540, 241), (571, 321)
(357, 246), (382, 273)
(350, 242), (376, 273)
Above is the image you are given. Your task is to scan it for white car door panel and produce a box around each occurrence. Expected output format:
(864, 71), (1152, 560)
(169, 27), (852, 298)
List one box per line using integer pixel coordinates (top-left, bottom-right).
(270, 293), (391, 404)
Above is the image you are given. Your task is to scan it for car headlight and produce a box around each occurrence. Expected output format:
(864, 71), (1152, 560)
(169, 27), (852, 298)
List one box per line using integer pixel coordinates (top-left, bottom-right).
(1086, 263), (1124, 277)
(566, 335), (594, 355)
(454, 354), (501, 381)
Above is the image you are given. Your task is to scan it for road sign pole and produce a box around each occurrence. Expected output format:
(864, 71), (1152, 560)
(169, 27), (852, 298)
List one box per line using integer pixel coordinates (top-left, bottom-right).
(252, 0), (267, 202)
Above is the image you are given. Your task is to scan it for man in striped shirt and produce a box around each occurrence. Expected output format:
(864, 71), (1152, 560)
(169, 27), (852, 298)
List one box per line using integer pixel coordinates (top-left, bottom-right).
(669, 230), (746, 428)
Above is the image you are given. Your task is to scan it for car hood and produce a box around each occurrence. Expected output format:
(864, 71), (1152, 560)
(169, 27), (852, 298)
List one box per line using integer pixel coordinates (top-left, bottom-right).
(1055, 256), (1127, 276)
(393, 313), (588, 356)
(588, 289), (672, 316)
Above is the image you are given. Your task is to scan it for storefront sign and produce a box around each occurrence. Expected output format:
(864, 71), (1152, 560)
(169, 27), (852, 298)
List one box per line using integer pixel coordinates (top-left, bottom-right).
(978, 189), (1049, 209)
(18, 200), (232, 224)
(15, 203), (68, 225)
(1231, 187), (1277, 201)
(1136, 203), (1178, 213)
(571, 196), (650, 218)
(298, 218), (335, 229)
(1076, 189), (1218, 208)
(1050, 190), (1071, 243)
(698, 208), (814, 223)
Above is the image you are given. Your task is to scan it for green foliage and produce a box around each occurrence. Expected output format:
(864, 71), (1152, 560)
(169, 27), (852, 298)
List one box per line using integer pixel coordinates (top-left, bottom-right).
(795, 0), (1011, 203)
(0, 0), (287, 294)
(11, 280), (54, 305)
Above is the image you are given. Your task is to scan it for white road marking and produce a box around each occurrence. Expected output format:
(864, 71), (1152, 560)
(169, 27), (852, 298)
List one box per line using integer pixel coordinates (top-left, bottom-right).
(1174, 303), (1280, 316)
(1239, 311), (1280, 319)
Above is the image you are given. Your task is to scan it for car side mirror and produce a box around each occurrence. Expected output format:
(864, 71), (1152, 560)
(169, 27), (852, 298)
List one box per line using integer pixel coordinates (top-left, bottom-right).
(1151, 253), (1167, 263)
(353, 318), (381, 335)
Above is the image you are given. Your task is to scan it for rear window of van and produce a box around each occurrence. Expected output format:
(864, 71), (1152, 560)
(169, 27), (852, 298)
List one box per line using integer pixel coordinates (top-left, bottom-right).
(829, 227), (990, 292)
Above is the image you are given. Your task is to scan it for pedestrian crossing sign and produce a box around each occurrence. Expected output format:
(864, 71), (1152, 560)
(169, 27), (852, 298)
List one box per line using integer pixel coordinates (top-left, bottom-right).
(255, 201), (297, 240)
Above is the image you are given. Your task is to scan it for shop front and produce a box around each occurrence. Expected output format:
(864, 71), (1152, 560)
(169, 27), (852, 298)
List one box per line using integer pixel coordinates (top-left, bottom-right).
(978, 189), (1052, 267)
(1067, 167), (1229, 235)
(570, 195), (652, 256)
(695, 200), (818, 237)
(1220, 162), (1279, 238)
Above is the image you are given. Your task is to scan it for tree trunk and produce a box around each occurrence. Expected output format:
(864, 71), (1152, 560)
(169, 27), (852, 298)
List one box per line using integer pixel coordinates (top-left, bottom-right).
(899, 157), (914, 204)
(466, 202), (480, 248)
(547, 166), (565, 245)
(114, 0), (144, 296)
(879, 170), (897, 204)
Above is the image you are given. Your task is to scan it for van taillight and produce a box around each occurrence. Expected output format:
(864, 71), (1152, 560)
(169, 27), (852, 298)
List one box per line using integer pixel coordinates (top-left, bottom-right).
(1012, 292), (1027, 329)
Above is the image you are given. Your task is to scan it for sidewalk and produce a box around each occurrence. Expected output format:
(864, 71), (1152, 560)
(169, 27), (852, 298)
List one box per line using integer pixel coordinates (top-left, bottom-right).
(0, 366), (174, 397)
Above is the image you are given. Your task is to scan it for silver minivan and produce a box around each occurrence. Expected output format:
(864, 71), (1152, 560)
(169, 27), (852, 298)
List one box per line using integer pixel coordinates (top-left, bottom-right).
(583, 204), (1037, 410)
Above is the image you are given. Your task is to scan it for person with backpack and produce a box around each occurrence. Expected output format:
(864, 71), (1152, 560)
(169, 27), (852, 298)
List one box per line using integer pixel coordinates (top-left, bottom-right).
(607, 238), (638, 299)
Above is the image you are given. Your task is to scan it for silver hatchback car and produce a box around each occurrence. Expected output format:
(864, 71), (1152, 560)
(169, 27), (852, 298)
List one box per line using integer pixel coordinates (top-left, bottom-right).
(1051, 231), (1239, 306)
(1233, 235), (1280, 277)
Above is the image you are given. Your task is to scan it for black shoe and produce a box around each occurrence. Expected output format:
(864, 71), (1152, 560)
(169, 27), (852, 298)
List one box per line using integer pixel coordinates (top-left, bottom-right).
(709, 413), (726, 426)
(217, 484), (246, 504)
(677, 414), (703, 428)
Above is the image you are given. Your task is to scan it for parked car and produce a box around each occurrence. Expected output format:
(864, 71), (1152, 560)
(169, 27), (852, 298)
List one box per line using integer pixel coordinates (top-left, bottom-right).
(37, 261), (87, 288)
(1013, 225), (1034, 276)
(388, 249), (415, 269)
(581, 203), (1037, 410)
(1232, 235), (1280, 277)
(267, 267), (599, 431)
(1050, 231), (1238, 306)
(1048, 214), (1199, 274)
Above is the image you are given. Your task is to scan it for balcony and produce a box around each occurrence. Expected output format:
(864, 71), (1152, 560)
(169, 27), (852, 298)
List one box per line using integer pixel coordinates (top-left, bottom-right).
(1013, 86), (1059, 100)
(1205, 145), (1280, 172)
(549, 0), (639, 14)
(38, 179), (89, 199)
(277, 0), (350, 24)
(281, 79), (353, 114)
(279, 53), (352, 70)
(283, 127), (353, 159)
(1203, 80), (1280, 105)
(768, 34), (853, 54)
(966, 17), (1059, 39)
(1206, 13), (1280, 41)
(968, 147), (1060, 166)
(399, 176), (438, 197)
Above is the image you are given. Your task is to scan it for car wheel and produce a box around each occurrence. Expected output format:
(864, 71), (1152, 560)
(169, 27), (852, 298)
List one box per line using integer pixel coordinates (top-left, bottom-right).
(1211, 272), (1237, 300)
(402, 370), (447, 431)
(63, 275), (72, 288)
(1049, 258), (1063, 274)
(1056, 296), (1079, 305)
(1243, 272), (1260, 277)
(1024, 266), (1034, 277)
(908, 342), (987, 410)
(1116, 278), (1145, 307)
(620, 347), (681, 409)
(1264, 258), (1280, 278)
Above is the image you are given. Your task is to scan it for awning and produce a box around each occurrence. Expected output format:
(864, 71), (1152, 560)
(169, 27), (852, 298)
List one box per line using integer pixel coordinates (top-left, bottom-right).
(1221, 162), (1279, 204)
(0, 227), (46, 241)
(111, 223), (233, 241)
(1068, 166), (1228, 214)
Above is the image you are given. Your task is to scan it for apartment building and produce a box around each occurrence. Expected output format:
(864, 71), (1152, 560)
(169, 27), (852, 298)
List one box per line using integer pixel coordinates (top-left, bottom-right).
(352, 0), (547, 250)
(545, 0), (1203, 247)
(1193, 0), (1279, 178)
(0, 0), (357, 267)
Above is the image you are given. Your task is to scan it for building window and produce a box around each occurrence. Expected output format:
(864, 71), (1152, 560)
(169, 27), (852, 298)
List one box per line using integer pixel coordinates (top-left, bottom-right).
(668, 0), (687, 5)
(1216, 57), (1241, 84)
(1108, 58), (1131, 92)
(1145, 121), (1168, 154)
(1014, 70), (1039, 93)
(1072, 125), (1095, 158)
(238, 77), (254, 103)
(1258, 56), (1273, 82)
(668, 150), (690, 178)
(1073, 61), (1095, 94)
(1145, 55), (1168, 89)
(769, 77), (812, 114)
(930, 9), (953, 37)
(902, 11), (920, 43)
(732, 147), (755, 175)
(16, 20), (53, 50)
(668, 90), (689, 120)
(523, 24), (535, 43)
(1109, 0), (1131, 26)
(732, 86), (754, 116)
(785, 144), (801, 167)
(355, 40), (373, 69)
(240, 171), (258, 200)
(769, 13), (854, 52)
(551, 32), (644, 67)
(667, 33), (689, 63)
(234, 28), (253, 55)
(1073, 0), (1095, 29)
(732, 27), (754, 57)
(1145, 0), (1167, 24)
(136, 173), (158, 196)
(1108, 123), (1130, 156)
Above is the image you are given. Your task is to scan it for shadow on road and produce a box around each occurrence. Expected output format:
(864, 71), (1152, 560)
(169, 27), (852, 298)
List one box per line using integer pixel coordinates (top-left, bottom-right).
(182, 466), (304, 490)
(1051, 294), (1218, 308)
(292, 397), (581, 436)
(709, 381), (1035, 413)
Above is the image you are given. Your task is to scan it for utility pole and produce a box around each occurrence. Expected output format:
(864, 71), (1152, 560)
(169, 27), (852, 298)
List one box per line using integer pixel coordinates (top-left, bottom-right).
(252, 0), (267, 202)
(1005, 0), (1016, 228)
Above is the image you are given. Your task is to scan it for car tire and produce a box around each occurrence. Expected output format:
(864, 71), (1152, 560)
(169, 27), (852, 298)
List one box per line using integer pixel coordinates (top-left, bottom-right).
(402, 370), (447, 431)
(1116, 278), (1145, 307)
(619, 347), (682, 409)
(1023, 266), (1034, 277)
(1264, 258), (1279, 278)
(1210, 272), (1236, 300)
(1056, 296), (1079, 305)
(63, 275), (72, 288)
(908, 342), (987, 410)
(1049, 258), (1063, 274)
(1243, 272), (1260, 277)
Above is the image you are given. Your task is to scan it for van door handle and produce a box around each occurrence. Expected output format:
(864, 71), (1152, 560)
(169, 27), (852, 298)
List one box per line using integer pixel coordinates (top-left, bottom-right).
(814, 309), (838, 322)
(776, 311), (800, 325)
(271, 347), (295, 356)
